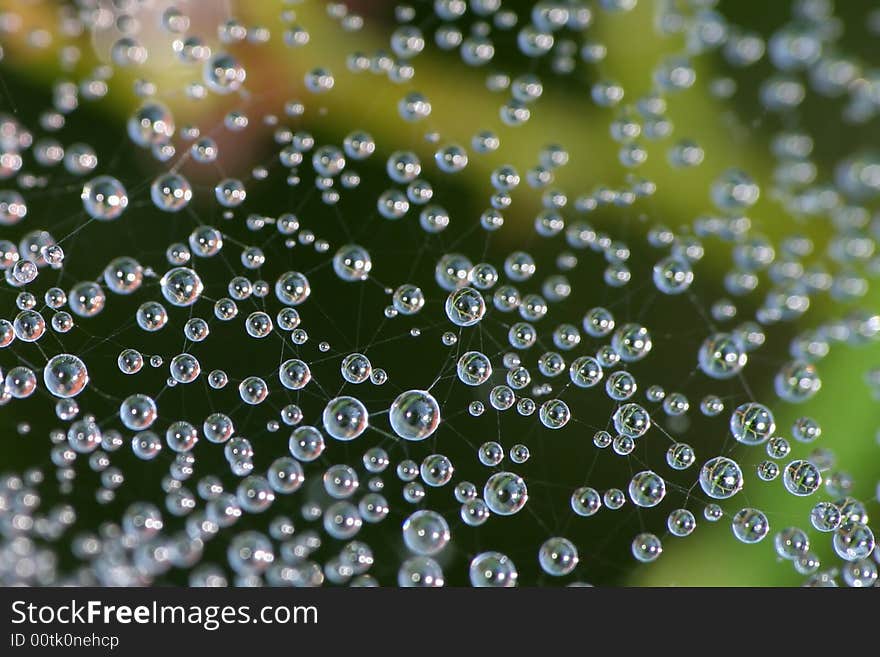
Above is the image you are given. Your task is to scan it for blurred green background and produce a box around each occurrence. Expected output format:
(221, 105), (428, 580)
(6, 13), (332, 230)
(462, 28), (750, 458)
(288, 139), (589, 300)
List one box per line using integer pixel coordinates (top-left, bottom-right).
(1, 0), (879, 586)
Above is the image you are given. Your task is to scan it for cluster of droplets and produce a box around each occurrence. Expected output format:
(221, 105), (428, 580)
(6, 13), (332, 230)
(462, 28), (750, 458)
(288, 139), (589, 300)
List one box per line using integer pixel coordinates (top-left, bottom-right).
(0, 0), (877, 588)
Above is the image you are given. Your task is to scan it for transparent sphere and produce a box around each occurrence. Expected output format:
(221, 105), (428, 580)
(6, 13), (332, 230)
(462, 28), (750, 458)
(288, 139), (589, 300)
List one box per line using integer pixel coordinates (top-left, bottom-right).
(712, 168), (760, 210)
(538, 537), (579, 576)
(395, 549), (447, 589)
(267, 457), (304, 494)
(461, 499), (490, 527)
(571, 487), (602, 516)
(842, 559), (878, 588)
(456, 351), (492, 386)
(420, 454), (454, 487)
(611, 323), (652, 362)
(583, 307), (615, 337)
(652, 255), (693, 294)
(275, 271), (311, 306)
(469, 551), (518, 587)
(833, 523), (875, 562)
(445, 287), (486, 326)
(631, 533), (663, 563)
(731, 508), (770, 544)
(68, 281), (106, 318)
(392, 284), (425, 315)
(782, 459), (822, 496)
(698, 332), (747, 380)
(774, 360), (821, 403)
(169, 353), (200, 384)
(666, 443), (696, 470)
(484, 471), (528, 516)
(628, 471), (666, 508)
(43, 353), (88, 398)
(160, 267), (203, 307)
(289, 426), (325, 462)
(204, 52), (246, 94)
(120, 394), (157, 431)
(117, 349), (143, 374)
(539, 398), (570, 429)
(279, 359), (311, 390)
(389, 390), (440, 441)
(14, 310), (45, 342)
(150, 172), (192, 212)
(729, 402), (775, 445)
(402, 510), (451, 556)
(699, 456), (744, 499)
(612, 403), (651, 438)
(810, 502), (841, 532)
(322, 396), (369, 441)
(774, 527), (810, 560)
(238, 376), (268, 405)
(569, 356), (603, 388)
(667, 509), (697, 537)
(128, 102), (175, 147)
(323, 464), (359, 499)
(332, 244), (372, 281)
(227, 531), (273, 575)
(82, 175), (128, 220)
(322, 501), (363, 540)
